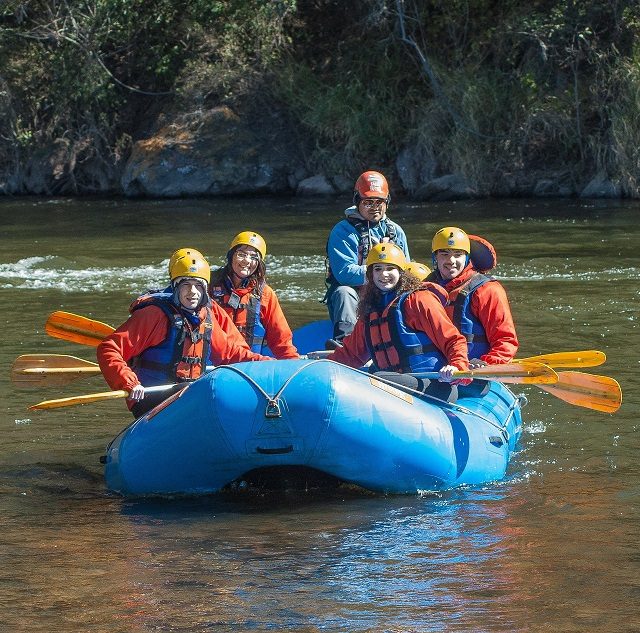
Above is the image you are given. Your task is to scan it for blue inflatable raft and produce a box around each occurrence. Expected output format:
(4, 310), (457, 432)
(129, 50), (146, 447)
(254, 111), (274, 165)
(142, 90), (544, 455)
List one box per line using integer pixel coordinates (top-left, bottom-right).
(103, 359), (525, 497)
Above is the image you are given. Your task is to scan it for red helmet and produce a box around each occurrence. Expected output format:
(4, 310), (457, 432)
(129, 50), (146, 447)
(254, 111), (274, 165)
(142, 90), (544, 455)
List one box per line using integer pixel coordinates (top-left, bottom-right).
(354, 171), (390, 203)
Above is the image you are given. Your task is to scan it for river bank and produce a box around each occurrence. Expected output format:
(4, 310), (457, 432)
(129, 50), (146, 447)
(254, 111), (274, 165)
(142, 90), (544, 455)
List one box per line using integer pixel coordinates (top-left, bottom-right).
(0, 101), (626, 201)
(2, 3), (638, 201)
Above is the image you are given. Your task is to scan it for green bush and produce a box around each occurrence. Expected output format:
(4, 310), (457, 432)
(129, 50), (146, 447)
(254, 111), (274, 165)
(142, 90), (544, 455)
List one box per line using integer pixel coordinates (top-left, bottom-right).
(0, 0), (638, 194)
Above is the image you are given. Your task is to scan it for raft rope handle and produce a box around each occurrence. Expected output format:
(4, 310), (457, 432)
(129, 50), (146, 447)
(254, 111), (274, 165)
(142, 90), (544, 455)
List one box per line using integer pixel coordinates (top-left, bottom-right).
(499, 393), (528, 443)
(496, 396), (520, 444)
(206, 362), (326, 418)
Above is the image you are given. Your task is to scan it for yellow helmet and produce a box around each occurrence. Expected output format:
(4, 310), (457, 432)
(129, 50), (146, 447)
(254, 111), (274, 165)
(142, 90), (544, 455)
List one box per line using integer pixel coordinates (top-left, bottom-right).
(365, 243), (407, 269)
(168, 248), (211, 284)
(431, 226), (470, 253)
(229, 231), (267, 260)
(405, 261), (431, 281)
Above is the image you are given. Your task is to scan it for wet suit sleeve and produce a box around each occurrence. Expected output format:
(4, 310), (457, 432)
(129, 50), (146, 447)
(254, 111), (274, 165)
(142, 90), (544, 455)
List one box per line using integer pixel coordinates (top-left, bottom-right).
(404, 292), (469, 371)
(471, 282), (519, 365)
(261, 285), (299, 359)
(97, 306), (169, 391)
(330, 320), (372, 368)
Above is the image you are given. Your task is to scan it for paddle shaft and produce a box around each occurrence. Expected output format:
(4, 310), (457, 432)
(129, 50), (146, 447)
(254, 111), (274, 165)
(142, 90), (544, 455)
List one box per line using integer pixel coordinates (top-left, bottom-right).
(409, 362), (558, 385)
(308, 349), (606, 369)
(22, 367), (101, 375)
(28, 383), (182, 411)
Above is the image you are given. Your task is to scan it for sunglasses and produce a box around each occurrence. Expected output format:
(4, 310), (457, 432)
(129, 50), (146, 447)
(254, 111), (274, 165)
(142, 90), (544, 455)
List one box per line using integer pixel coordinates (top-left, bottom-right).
(234, 250), (260, 262)
(361, 199), (386, 210)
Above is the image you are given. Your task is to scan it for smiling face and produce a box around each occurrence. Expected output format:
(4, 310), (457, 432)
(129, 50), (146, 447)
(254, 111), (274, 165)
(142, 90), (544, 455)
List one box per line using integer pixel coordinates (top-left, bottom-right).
(177, 279), (205, 310)
(435, 249), (468, 281)
(230, 246), (260, 282)
(371, 263), (401, 291)
(358, 198), (387, 223)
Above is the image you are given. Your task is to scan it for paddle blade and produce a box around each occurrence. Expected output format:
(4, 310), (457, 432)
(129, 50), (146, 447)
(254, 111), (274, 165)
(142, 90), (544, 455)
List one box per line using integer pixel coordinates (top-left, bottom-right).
(11, 354), (102, 387)
(516, 350), (606, 369)
(539, 371), (622, 413)
(467, 362), (558, 384)
(29, 390), (129, 410)
(45, 311), (115, 347)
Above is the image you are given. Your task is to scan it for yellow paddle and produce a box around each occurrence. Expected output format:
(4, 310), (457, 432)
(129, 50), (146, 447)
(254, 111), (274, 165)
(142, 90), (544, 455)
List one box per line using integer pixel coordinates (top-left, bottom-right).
(308, 348), (606, 369)
(12, 353), (215, 389)
(538, 371), (622, 413)
(12, 354), (102, 387)
(410, 362), (559, 385)
(28, 384), (180, 410)
(515, 350), (606, 368)
(28, 364), (552, 411)
(45, 311), (115, 347)
(25, 365), (620, 414)
(45, 312), (608, 371)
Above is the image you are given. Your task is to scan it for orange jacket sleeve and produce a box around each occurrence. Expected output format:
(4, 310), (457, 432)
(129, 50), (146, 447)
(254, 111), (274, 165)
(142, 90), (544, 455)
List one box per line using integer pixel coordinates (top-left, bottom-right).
(403, 291), (469, 371)
(470, 282), (519, 364)
(330, 320), (372, 368)
(260, 285), (299, 359)
(97, 306), (169, 391)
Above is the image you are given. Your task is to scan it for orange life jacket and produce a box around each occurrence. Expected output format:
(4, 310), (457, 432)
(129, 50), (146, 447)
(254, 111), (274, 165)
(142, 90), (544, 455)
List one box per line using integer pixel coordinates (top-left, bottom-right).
(209, 270), (266, 353)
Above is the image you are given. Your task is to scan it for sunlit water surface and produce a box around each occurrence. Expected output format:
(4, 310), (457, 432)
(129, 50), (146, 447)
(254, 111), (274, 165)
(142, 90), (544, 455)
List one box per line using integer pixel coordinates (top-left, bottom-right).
(1, 196), (638, 632)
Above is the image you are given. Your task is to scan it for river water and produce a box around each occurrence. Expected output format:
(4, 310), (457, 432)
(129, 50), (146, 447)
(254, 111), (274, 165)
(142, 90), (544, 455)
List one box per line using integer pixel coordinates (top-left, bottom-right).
(0, 196), (638, 632)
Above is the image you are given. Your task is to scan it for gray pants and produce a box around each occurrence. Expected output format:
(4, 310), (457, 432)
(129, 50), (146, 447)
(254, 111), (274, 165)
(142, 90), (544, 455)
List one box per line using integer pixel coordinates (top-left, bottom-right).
(326, 285), (359, 341)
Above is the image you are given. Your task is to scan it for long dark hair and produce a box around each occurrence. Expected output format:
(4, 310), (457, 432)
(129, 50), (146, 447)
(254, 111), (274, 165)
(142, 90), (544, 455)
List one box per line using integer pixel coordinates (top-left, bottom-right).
(225, 245), (267, 296)
(357, 270), (423, 320)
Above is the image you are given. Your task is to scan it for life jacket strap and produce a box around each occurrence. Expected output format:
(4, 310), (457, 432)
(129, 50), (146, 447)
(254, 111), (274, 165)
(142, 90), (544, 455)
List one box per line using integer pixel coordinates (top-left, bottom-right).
(180, 356), (202, 365)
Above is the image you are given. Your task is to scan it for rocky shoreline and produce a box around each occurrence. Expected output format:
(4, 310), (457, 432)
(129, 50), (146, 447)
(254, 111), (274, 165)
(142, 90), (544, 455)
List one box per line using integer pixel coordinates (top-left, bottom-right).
(1, 104), (624, 200)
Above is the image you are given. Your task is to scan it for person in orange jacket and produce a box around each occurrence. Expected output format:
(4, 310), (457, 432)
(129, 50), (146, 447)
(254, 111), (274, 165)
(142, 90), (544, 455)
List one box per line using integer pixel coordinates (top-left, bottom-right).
(209, 231), (299, 359)
(329, 243), (469, 398)
(427, 226), (519, 368)
(97, 248), (272, 417)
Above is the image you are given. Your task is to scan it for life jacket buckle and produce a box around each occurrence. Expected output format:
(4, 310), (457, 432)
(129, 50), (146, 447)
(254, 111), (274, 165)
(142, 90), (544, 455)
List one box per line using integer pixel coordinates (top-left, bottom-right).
(265, 398), (282, 418)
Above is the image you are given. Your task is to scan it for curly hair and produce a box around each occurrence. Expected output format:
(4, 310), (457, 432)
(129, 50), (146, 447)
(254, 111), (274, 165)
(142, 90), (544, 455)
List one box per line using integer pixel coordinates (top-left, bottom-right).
(357, 270), (423, 320)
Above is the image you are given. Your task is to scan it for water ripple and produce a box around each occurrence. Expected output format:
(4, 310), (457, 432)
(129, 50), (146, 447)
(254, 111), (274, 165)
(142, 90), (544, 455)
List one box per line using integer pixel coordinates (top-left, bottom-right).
(2, 255), (637, 294)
